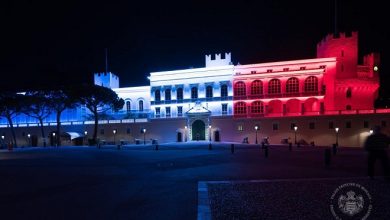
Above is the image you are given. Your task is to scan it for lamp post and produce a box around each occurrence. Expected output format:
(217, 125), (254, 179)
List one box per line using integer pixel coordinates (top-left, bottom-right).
(84, 131), (88, 145)
(27, 134), (31, 146)
(113, 129), (117, 144)
(369, 129), (373, 134)
(208, 125), (212, 142)
(255, 125), (259, 144)
(142, 128), (146, 145)
(184, 126), (187, 142)
(52, 132), (56, 147)
(335, 127), (339, 146)
(294, 126), (298, 144)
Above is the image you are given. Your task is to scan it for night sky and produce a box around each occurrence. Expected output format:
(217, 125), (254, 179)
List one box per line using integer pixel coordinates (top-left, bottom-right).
(2, 1), (389, 97)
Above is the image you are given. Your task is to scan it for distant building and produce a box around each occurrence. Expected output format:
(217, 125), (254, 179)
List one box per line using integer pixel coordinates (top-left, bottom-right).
(1, 32), (388, 147)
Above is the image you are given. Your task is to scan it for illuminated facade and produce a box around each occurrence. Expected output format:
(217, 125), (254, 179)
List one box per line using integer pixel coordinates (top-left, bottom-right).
(1, 32), (389, 147)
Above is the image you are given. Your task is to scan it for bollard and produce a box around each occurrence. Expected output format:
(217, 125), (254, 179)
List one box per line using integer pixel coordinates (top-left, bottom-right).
(117, 144), (121, 150)
(332, 144), (337, 155)
(155, 144), (159, 151)
(289, 143), (292, 151)
(325, 148), (331, 167)
(209, 143), (212, 150)
(264, 145), (269, 158)
(231, 144), (234, 154)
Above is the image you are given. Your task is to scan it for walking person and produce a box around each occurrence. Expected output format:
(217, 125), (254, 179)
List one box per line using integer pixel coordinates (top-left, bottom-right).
(364, 126), (390, 180)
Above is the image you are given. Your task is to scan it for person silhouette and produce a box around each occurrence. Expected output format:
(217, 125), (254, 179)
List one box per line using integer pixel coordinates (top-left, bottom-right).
(364, 126), (390, 179)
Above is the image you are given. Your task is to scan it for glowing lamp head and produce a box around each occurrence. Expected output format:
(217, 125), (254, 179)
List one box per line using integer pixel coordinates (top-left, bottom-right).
(255, 125), (259, 130)
(294, 126), (298, 131)
(84, 131), (88, 135)
(374, 66), (378, 72)
(52, 133), (56, 137)
(369, 129), (373, 134)
(27, 134), (31, 138)
(113, 129), (117, 134)
(335, 127), (339, 133)
(1, 135), (4, 140)
(185, 126), (187, 129)
(209, 125), (211, 129)
(142, 128), (146, 133)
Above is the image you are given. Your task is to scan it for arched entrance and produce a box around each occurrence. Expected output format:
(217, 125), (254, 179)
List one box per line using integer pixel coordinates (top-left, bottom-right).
(214, 130), (220, 142)
(177, 132), (182, 142)
(192, 120), (205, 141)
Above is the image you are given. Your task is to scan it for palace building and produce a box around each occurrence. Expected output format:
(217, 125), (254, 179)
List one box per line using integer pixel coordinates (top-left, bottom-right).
(1, 32), (389, 147)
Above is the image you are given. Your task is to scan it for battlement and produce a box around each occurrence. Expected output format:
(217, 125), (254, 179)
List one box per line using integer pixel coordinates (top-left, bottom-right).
(317, 31), (358, 49)
(205, 52), (232, 67)
(94, 72), (119, 89)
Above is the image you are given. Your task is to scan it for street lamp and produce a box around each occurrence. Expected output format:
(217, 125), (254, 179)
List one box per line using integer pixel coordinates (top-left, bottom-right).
(84, 131), (88, 145)
(208, 125), (212, 142)
(184, 126), (187, 142)
(113, 129), (117, 144)
(142, 128), (146, 145)
(294, 126), (298, 144)
(369, 129), (373, 134)
(335, 127), (339, 146)
(255, 125), (259, 144)
(52, 133), (56, 147)
(27, 134), (31, 146)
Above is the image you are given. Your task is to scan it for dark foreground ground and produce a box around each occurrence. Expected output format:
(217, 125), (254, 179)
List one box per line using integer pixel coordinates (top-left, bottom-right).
(0, 143), (388, 220)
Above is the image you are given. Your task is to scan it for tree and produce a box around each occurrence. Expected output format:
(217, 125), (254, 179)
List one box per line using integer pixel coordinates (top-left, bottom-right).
(75, 85), (124, 143)
(23, 91), (52, 147)
(0, 92), (24, 147)
(47, 88), (78, 146)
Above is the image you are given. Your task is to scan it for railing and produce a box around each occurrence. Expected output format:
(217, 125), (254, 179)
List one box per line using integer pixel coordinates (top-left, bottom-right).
(234, 91), (324, 100)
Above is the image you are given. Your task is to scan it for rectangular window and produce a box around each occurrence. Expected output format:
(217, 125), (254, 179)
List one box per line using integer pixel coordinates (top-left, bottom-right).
(155, 107), (160, 118)
(222, 104), (228, 115)
(300, 67), (306, 70)
(166, 107), (171, 117)
(329, 121), (334, 129)
(100, 129), (104, 135)
(176, 88), (183, 100)
(346, 121), (351, 128)
(273, 123), (279, 131)
(319, 65), (326, 69)
(237, 125), (243, 131)
(177, 106), (183, 117)
(382, 120), (387, 127)
(251, 70), (256, 74)
(363, 121), (369, 128)
(309, 122), (315, 129)
(267, 69), (273, 73)
(126, 128), (131, 134)
(283, 68), (289, 71)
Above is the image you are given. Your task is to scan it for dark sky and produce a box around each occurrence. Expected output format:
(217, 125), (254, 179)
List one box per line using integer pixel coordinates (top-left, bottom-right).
(2, 1), (389, 96)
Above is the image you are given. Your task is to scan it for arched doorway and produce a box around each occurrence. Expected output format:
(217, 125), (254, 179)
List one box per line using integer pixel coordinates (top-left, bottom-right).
(192, 120), (205, 141)
(214, 130), (220, 142)
(177, 132), (182, 142)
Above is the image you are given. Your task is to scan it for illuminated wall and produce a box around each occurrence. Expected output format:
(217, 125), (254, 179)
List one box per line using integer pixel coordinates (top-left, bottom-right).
(94, 72), (119, 89)
(149, 53), (234, 118)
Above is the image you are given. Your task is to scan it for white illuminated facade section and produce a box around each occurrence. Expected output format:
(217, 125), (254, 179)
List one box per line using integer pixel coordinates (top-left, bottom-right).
(149, 53), (234, 118)
(113, 86), (150, 113)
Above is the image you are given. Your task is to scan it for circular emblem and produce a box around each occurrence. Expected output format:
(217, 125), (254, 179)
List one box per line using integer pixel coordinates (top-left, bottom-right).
(330, 183), (372, 220)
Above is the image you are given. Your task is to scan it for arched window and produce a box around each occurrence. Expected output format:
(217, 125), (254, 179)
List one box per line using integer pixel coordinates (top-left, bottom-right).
(155, 90), (161, 101)
(251, 80), (263, 95)
(165, 89), (171, 101)
(234, 102), (247, 115)
(286, 77), (299, 93)
(139, 100), (144, 111)
(206, 85), (213, 98)
(191, 87), (198, 99)
(126, 101), (131, 113)
(176, 88), (183, 100)
(221, 84), (228, 97)
(268, 79), (281, 94)
(304, 76), (318, 92)
(251, 101), (264, 114)
(234, 81), (246, 96)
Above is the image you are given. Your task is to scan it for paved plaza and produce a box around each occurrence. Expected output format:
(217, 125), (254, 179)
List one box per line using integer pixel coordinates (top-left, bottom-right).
(0, 143), (389, 219)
